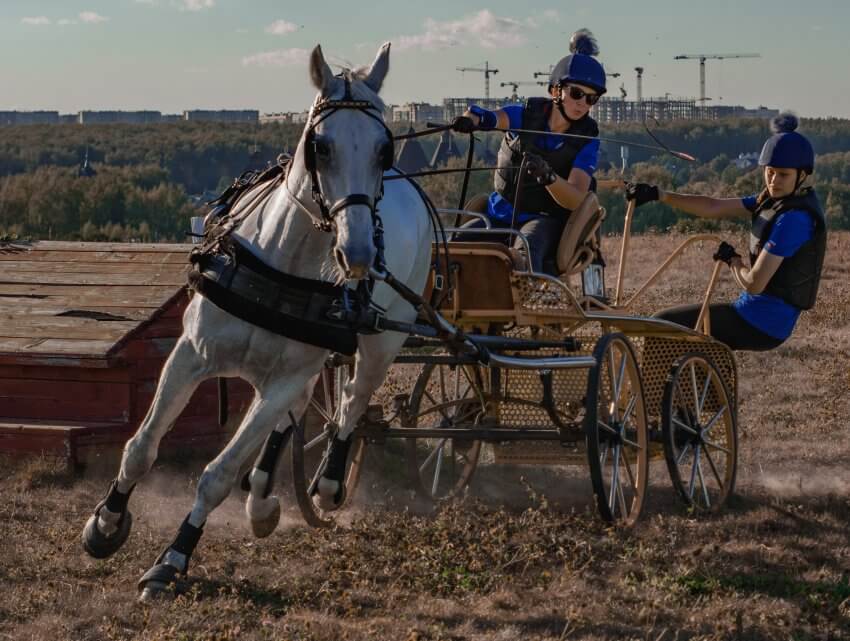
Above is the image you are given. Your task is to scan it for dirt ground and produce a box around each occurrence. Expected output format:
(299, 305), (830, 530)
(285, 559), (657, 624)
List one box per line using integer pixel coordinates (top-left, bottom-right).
(1, 232), (848, 641)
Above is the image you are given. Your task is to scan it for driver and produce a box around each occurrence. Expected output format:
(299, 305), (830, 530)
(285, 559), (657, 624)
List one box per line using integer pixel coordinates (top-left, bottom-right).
(626, 113), (826, 351)
(450, 29), (605, 274)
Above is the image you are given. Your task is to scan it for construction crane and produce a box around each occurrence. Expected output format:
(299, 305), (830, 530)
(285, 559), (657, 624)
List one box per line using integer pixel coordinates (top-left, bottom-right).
(674, 53), (760, 103)
(500, 80), (546, 101)
(457, 61), (499, 100)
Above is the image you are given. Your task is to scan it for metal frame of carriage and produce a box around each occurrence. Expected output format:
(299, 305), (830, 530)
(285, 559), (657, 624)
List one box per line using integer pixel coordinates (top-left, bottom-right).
(289, 191), (740, 528)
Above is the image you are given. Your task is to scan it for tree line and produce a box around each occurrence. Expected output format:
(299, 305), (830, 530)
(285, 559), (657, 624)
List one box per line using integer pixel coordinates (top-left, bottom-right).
(1, 117), (849, 241)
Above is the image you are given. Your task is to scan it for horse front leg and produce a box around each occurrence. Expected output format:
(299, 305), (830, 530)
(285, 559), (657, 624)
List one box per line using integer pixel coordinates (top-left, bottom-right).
(81, 336), (209, 559)
(137, 370), (315, 602)
(314, 332), (407, 511)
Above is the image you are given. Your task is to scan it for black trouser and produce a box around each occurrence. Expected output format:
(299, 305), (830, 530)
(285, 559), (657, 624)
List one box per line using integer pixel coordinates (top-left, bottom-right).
(654, 303), (786, 351)
(453, 215), (565, 274)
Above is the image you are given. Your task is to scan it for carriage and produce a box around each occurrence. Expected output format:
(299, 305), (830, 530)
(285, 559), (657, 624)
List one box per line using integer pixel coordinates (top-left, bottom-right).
(289, 192), (740, 528)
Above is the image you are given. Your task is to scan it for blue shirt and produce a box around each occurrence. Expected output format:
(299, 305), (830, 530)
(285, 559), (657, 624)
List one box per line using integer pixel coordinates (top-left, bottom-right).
(733, 195), (815, 340)
(483, 104), (600, 225)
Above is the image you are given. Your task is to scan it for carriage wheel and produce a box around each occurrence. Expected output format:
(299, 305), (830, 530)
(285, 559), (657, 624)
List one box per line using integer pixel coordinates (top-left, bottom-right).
(404, 362), (485, 501)
(661, 353), (737, 512)
(584, 333), (649, 525)
(291, 364), (366, 528)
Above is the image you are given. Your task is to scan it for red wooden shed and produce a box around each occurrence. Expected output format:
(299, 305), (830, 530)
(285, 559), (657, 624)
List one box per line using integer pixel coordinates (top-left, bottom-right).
(0, 241), (252, 468)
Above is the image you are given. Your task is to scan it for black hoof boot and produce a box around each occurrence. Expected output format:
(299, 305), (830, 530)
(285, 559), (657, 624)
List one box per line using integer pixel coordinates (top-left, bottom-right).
(82, 510), (133, 559)
(312, 437), (351, 512)
(81, 481), (134, 559)
(138, 563), (185, 603)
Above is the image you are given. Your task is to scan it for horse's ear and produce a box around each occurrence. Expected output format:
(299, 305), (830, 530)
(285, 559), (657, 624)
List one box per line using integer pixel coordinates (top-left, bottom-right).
(310, 44), (334, 94)
(362, 42), (391, 93)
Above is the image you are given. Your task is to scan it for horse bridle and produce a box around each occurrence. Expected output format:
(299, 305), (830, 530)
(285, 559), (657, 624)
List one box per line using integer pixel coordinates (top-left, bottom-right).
(300, 76), (394, 233)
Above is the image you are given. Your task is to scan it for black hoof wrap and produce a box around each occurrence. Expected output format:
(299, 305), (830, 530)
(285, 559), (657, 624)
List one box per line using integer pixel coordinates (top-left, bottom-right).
(81, 480), (135, 559)
(256, 426), (292, 497)
(313, 437), (352, 506)
(137, 563), (185, 599)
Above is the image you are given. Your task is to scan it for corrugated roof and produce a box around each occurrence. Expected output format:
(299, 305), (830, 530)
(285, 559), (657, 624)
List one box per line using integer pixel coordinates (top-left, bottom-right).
(0, 241), (191, 365)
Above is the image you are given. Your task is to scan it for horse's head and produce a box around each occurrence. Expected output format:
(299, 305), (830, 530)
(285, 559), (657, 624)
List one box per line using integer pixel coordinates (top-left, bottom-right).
(299, 43), (392, 281)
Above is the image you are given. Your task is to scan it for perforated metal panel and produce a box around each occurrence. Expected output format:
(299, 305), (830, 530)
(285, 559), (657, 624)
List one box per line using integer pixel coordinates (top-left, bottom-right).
(641, 337), (737, 420)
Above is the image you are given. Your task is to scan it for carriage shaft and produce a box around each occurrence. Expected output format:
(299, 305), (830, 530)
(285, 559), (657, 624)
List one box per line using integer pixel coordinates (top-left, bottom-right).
(356, 425), (583, 443)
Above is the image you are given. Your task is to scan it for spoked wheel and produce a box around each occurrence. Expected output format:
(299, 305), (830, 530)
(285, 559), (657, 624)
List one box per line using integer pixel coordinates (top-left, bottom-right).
(291, 364), (366, 528)
(584, 333), (649, 526)
(661, 352), (737, 512)
(404, 362), (485, 501)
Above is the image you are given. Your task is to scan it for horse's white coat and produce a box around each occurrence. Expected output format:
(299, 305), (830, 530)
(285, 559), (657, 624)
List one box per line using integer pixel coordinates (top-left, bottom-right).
(96, 44), (431, 557)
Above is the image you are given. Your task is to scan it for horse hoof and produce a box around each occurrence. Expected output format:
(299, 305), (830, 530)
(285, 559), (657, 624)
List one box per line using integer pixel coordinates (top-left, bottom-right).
(248, 497), (281, 539)
(139, 581), (173, 603)
(81, 510), (133, 559)
(138, 563), (183, 602)
(313, 478), (344, 512)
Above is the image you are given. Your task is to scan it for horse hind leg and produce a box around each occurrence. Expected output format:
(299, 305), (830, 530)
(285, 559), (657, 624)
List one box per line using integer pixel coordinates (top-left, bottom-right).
(244, 379), (316, 538)
(139, 371), (314, 601)
(82, 336), (209, 559)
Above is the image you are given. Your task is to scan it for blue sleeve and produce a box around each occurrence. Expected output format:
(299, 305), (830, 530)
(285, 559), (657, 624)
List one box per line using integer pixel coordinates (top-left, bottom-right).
(764, 210), (815, 257)
(572, 140), (600, 176)
(741, 194), (758, 212)
(502, 105), (525, 130)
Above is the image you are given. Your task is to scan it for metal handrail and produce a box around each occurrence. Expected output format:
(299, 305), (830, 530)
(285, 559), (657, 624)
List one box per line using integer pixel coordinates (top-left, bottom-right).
(435, 209), (491, 228)
(438, 227), (533, 266)
(620, 234), (723, 310)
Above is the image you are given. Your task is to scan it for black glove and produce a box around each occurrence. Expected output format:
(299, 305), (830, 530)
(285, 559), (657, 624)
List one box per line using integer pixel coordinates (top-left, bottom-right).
(451, 116), (476, 134)
(625, 182), (660, 207)
(713, 241), (741, 265)
(523, 153), (557, 186)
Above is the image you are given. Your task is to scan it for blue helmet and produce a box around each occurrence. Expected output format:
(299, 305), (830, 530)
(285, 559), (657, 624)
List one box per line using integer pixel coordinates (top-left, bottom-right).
(758, 113), (814, 173)
(549, 29), (606, 95)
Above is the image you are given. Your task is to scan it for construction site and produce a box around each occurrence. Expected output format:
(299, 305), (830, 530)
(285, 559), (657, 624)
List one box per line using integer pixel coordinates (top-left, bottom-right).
(392, 52), (776, 125)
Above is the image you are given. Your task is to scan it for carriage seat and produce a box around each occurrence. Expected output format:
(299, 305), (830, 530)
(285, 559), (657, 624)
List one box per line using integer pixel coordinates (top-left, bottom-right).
(458, 192), (604, 277)
(555, 191), (605, 277)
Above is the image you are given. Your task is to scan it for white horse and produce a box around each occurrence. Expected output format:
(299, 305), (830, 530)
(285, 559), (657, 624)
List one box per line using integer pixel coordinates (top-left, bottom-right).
(80, 42), (432, 601)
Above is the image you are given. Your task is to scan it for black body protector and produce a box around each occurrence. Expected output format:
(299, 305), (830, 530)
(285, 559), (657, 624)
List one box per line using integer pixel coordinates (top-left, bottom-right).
(748, 186), (826, 310)
(494, 97), (599, 218)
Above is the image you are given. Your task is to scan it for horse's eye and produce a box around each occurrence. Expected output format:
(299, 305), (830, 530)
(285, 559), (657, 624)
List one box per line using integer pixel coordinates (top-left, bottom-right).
(314, 140), (331, 158)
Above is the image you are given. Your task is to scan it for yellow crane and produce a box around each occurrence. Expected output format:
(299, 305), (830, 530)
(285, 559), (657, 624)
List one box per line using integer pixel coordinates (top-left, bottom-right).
(674, 53), (761, 103)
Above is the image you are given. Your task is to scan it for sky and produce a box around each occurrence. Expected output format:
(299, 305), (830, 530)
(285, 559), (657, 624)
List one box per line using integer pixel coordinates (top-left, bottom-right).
(1, 0), (848, 118)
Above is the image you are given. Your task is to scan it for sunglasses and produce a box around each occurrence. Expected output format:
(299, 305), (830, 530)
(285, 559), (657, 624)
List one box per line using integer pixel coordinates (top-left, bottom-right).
(563, 85), (600, 106)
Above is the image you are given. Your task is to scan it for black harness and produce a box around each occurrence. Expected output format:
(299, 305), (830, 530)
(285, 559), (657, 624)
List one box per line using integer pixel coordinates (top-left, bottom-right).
(303, 77), (395, 232)
(188, 77), (393, 355)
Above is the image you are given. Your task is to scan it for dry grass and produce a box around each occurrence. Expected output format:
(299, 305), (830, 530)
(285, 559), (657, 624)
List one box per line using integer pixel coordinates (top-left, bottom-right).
(2, 232), (850, 641)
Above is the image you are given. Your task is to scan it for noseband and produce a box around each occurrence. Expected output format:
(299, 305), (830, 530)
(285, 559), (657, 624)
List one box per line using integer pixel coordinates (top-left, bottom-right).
(302, 76), (394, 233)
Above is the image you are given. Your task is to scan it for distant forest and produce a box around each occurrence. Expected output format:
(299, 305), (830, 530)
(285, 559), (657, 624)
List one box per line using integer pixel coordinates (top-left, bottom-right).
(1, 117), (850, 241)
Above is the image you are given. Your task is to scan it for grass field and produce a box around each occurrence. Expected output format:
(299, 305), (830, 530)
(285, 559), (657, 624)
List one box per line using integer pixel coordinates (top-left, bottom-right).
(2, 231), (848, 641)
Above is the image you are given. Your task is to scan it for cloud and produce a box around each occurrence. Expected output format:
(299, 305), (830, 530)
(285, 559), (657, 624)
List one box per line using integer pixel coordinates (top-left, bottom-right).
(266, 19), (299, 36)
(242, 48), (311, 68)
(395, 10), (528, 51)
(179, 0), (215, 11)
(21, 16), (50, 25)
(79, 12), (109, 24)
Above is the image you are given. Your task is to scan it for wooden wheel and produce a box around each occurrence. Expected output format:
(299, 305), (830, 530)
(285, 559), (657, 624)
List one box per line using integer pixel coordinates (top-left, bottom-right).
(291, 364), (366, 528)
(404, 362), (485, 501)
(584, 333), (649, 525)
(661, 353), (737, 512)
